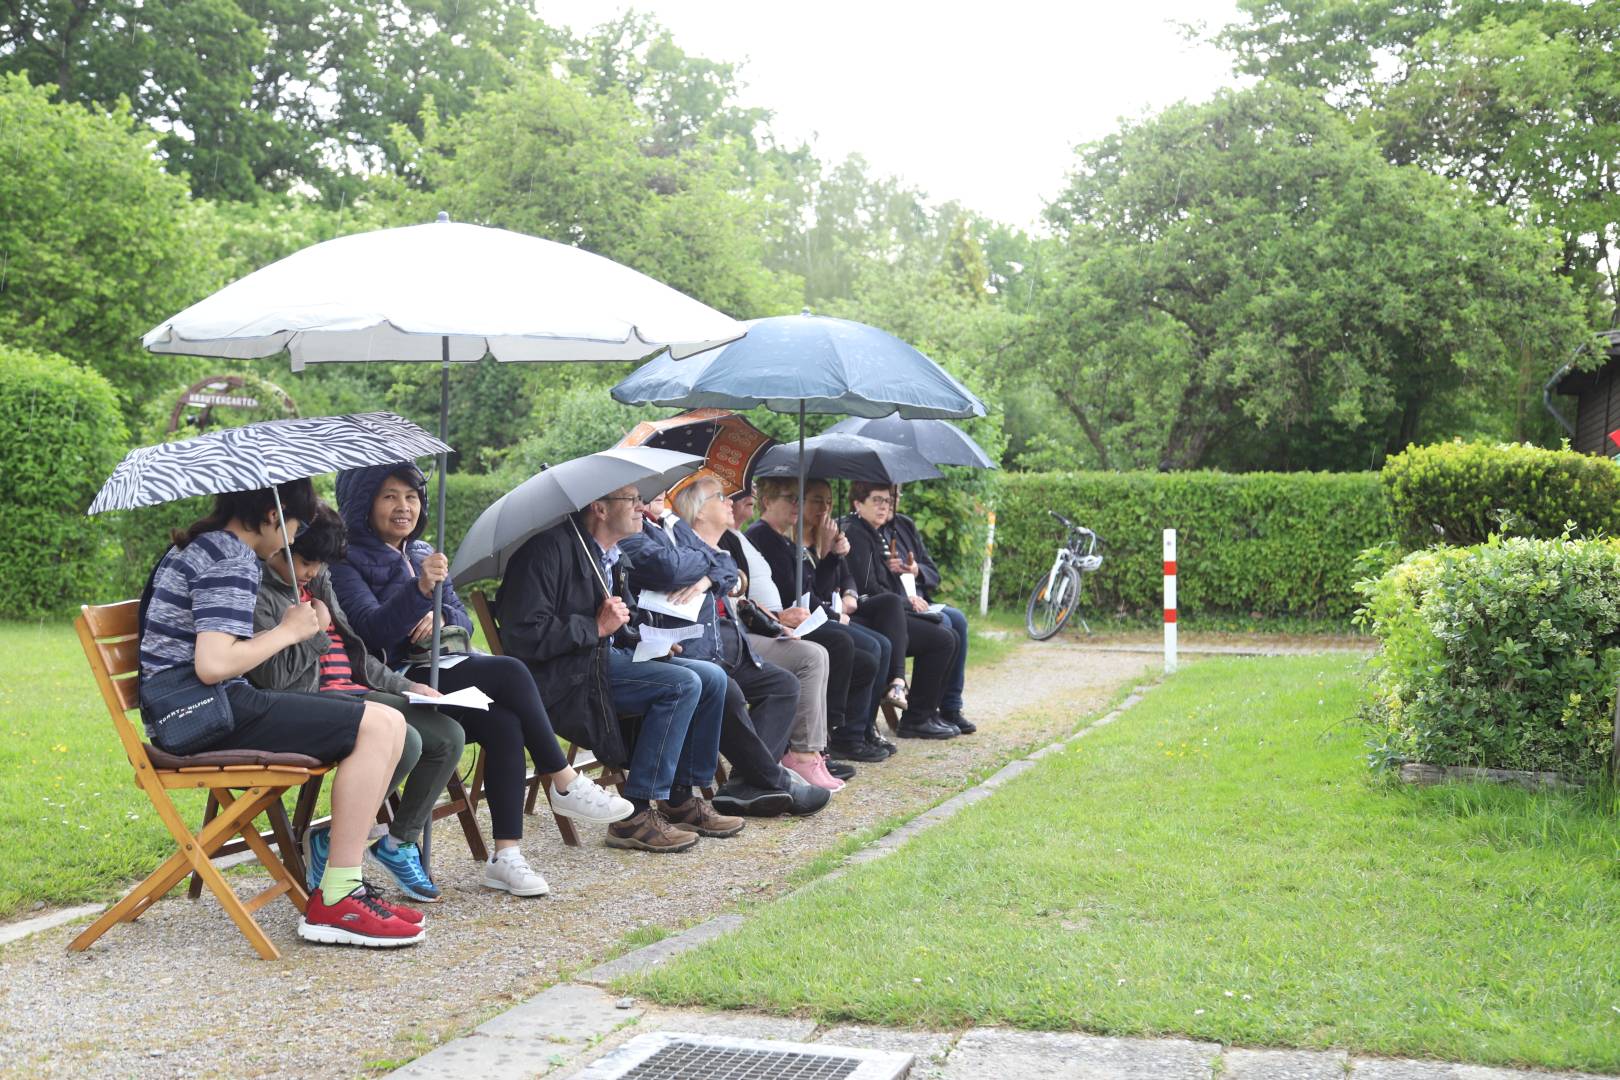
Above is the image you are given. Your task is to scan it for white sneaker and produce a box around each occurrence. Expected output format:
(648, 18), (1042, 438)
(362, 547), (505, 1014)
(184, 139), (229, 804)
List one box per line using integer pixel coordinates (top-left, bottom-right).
(550, 774), (635, 824)
(481, 848), (549, 897)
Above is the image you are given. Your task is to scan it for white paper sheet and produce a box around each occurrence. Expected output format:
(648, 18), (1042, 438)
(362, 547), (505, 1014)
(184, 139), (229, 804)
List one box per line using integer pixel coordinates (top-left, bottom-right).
(787, 605), (828, 639)
(632, 623), (706, 662)
(926, 603), (947, 615)
(435, 653), (471, 669)
(900, 572), (918, 599)
(795, 592), (813, 610)
(637, 589), (705, 622)
(406, 685), (492, 710)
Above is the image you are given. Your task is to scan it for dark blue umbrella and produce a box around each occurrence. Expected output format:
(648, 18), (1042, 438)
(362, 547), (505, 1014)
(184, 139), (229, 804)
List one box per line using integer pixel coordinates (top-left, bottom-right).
(756, 432), (943, 484)
(824, 415), (998, 470)
(612, 312), (985, 593)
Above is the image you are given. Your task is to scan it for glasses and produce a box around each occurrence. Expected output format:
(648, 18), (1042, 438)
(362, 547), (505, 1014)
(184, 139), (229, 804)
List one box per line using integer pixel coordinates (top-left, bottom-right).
(864, 496), (894, 507)
(600, 494), (646, 507)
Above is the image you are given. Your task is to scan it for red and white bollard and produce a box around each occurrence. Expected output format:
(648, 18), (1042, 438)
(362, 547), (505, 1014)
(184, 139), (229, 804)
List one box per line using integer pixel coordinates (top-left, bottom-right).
(1164, 528), (1178, 674)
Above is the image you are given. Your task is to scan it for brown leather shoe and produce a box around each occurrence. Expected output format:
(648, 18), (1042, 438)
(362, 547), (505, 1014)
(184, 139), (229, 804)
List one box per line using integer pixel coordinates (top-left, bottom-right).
(605, 807), (699, 853)
(657, 796), (745, 838)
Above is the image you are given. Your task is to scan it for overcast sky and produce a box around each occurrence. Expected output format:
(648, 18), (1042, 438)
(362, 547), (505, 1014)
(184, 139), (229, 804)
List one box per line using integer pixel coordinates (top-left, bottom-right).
(540, 0), (1247, 231)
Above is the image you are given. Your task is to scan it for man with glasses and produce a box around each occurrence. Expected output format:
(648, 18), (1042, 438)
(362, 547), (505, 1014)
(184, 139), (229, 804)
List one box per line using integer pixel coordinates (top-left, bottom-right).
(497, 483), (737, 853)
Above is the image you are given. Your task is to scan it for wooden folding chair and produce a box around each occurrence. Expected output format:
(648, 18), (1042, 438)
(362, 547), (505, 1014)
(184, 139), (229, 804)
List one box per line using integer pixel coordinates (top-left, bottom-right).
(73, 602), (332, 961)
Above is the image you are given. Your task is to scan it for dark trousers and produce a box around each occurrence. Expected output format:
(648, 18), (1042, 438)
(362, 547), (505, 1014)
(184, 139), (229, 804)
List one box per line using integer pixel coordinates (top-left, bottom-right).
(939, 604), (969, 714)
(716, 659), (799, 790)
(899, 612), (958, 721)
(852, 591), (910, 682)
(412, 653), (569, 843)
(842, 619), (891, 736)
(802, 621), (878, 742)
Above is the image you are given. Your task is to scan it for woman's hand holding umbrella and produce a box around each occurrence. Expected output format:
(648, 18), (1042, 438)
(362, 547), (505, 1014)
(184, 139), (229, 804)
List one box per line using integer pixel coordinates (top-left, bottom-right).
(416, 552), (450, 597)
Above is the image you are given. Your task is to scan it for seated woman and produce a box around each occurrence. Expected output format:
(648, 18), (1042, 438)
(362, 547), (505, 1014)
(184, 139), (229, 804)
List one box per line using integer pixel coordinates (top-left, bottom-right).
(330, 462), (632, 899)
(744, 477), (884, 763)
(839, 481), (960, 740)
(799, 478), (897, 758)
(886, 484), (974, 733)
(138, 479), (419, 947)
(248, 504), (465, 904)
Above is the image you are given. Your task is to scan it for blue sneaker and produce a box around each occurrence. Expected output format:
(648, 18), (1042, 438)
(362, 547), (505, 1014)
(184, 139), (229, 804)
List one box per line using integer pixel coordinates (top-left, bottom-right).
(367, 836), (441, 903)
(302, 824), (330, 894)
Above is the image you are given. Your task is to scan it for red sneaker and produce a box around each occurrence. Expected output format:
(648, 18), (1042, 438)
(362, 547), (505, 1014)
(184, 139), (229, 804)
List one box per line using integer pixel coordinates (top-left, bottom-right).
(359, 881), (425, 925)
(298, 886), (424, 947)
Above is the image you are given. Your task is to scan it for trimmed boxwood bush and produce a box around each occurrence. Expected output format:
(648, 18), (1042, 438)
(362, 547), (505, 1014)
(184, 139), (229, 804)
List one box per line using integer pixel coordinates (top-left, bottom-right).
(1357, 535), (1620, 779)
(1382, 440), (1620, 547)
(988, 470), (1389, 618)
(0, 347), (127, 616)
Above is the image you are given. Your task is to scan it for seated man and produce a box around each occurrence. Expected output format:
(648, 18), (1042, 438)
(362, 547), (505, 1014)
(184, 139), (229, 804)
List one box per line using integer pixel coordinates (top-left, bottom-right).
(887, 485), (975, 734)
(623, 484), (831, 813)
(496, 484), (742, 852)
(248, 504), (465, 903)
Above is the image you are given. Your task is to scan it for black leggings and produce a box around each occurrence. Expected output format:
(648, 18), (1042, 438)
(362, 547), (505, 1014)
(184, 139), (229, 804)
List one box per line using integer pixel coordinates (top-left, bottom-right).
(410, 653), (568, 843)
(852, 592), (910, 682)
(854, 592), (957, 720)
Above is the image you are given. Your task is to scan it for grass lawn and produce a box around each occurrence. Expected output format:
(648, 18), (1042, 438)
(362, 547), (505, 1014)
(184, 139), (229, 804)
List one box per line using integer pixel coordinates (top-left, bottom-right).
(626, 654), (1620, 1072)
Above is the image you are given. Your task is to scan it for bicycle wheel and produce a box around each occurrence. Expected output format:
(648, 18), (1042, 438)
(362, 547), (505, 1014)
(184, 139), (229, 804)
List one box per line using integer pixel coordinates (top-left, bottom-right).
(1026, 563), (1082, 641)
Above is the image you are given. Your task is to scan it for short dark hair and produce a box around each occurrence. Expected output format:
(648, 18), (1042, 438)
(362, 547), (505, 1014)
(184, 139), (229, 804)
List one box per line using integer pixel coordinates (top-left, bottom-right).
(173, 478), (318, 549)
(291, 502), (347, 564)
(850, 481), (889, 506)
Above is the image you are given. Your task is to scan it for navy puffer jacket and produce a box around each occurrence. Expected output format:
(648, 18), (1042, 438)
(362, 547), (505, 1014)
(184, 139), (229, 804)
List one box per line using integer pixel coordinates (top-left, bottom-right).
(329, 462), (473, 667)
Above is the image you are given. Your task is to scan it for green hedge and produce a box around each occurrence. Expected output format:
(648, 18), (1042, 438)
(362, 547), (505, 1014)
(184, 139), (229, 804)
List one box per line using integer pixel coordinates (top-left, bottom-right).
(987, 470), (1389, 619)
(0, 348), (127, 617)
(1357, 536), (1620, 778)
(1382, 440), (1620, 547)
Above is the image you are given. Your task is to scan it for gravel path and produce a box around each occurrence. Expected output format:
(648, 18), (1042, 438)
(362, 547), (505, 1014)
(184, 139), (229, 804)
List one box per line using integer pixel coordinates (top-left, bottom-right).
(0, 642), (1155, 1080)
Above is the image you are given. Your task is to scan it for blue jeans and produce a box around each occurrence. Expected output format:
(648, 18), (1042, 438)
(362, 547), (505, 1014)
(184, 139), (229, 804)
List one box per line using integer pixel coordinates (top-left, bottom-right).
(842, 619), (890, 736)
(607, 650), (702, 802)
(939, 605), (969, 714)
(659, 655), (727, 793)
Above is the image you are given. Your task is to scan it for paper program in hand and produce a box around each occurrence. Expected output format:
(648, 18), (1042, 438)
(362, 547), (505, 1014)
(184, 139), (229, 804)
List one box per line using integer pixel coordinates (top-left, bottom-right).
(633, 622), (706, 662)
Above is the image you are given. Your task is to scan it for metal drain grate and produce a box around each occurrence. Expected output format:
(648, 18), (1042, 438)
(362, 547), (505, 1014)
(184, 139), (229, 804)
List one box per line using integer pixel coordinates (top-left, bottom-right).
(618, 1042), (860, 1079)
(579, 1032), (913, 1080)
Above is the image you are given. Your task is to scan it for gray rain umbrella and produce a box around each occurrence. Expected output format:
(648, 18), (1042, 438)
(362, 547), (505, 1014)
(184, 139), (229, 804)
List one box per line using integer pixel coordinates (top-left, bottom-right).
(611, 312), (985, 596)
(755, 432), (943, 485)
(824, 415), (997, 470)
(450, 446), (704, 584)
(89, 412), (453, 575)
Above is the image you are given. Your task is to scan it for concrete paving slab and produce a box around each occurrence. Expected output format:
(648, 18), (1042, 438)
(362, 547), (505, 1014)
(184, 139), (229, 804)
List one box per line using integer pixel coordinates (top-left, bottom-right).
(0, 904), (104, 948)
(386, 1031), (576, 1079)
(939, 1028), (1219, 1079)
(635, 1007), (818, 1041)
(575, 915), (744, 984)
(1352, 1061), (1612, 1079)
(1224, 1047), (1349, 1079)
(817, 1024), (955, 1064)
(981, 758), (1038, 788)
(476, 983), (639, 1042)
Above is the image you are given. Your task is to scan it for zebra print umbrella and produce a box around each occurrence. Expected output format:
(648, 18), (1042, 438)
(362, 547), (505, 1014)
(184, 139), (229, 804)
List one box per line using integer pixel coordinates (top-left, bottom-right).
(88, 412), (452, 514)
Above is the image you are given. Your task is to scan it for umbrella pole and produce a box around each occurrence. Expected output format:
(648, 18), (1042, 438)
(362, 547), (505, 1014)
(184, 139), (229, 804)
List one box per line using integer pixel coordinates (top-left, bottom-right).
(794, 400), (806, 602)
(270, 487), (298, 593)
(430, 342), (448, 691)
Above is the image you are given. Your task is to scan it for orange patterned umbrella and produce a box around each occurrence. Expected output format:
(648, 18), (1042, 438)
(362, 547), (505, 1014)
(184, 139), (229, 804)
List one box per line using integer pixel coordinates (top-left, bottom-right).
(617, 408), (775, 498)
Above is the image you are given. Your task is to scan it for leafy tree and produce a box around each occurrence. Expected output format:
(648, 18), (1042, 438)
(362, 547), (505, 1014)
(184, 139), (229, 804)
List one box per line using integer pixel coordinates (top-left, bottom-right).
(1216, 0), (1620, 299)
(1013, 83), (1585, 471)
(0, 72), (223, 413)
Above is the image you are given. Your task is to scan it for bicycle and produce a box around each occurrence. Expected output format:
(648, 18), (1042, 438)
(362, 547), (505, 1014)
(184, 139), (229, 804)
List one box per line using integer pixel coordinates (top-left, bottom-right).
(1025, 511), (1103, 640)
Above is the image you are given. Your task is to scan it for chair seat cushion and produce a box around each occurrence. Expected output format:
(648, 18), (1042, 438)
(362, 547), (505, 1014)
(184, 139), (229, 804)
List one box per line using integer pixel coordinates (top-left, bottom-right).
(145, 746), (326, 770)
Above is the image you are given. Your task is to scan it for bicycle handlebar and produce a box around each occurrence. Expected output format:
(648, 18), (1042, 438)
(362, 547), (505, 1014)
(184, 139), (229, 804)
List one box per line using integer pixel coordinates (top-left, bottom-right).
(1048, 509), (1095, 539)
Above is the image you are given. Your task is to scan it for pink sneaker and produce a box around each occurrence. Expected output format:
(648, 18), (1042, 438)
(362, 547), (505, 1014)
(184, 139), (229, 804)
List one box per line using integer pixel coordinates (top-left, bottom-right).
(782, 752), (844, 792)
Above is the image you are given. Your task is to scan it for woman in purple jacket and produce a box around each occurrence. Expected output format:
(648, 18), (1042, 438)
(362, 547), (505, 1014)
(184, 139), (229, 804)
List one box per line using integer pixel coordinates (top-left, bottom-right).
(330, 463), (632, 897)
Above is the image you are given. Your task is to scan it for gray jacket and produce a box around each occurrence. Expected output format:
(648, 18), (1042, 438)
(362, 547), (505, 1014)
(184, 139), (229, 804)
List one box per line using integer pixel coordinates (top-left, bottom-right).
(248, 562), (413, 696)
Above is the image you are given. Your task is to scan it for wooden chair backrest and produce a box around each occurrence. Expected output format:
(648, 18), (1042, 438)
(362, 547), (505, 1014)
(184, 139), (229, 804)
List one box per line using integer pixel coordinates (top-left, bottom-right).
(469, 590), (505, 657)
(75, 601), (152, 771)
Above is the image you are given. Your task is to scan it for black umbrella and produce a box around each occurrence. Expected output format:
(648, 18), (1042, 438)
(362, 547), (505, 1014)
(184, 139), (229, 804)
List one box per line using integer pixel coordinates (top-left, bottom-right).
(824, 415), (997, 470)
(755, 432), (943, 485)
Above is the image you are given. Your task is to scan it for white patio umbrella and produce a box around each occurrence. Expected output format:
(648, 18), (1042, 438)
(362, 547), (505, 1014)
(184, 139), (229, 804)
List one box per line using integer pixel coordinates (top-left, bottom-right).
(143, 215), (746, 686)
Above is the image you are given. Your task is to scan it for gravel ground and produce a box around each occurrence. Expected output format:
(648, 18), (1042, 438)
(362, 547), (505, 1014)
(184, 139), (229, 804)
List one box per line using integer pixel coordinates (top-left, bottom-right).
(0, 641), (1155, 1080)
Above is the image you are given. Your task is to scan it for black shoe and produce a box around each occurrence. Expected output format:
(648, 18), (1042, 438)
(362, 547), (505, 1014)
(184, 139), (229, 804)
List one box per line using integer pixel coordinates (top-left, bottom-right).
(710, 781), (794, 818)
(822, 755), (856, 781)
(780, 770), (832, 816)
(828, 737), (887, 763)
(941, 711), (977, 734)
(897, 714), (957, 739)
(866, 732), (898, 758)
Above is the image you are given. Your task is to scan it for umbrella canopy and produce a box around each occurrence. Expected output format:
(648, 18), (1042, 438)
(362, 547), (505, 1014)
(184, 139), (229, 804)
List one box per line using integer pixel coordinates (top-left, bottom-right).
(450, 446), (703, 584)
(144, 220), (745, 368)
(824, 415), (998, 470)
(88, 412), (451, 514)
(755, 432), (942, 484)
(616, 408), (775, 496)
(609, 313), (986, 419)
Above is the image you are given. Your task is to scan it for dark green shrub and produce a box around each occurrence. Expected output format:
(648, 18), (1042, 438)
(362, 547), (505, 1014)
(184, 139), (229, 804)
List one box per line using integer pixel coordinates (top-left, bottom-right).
(1357, 536), (1620, 778)
(0, 347), (128, 616)
(988, 470), (1389, 619)
(1382, 440), (1620, 547)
